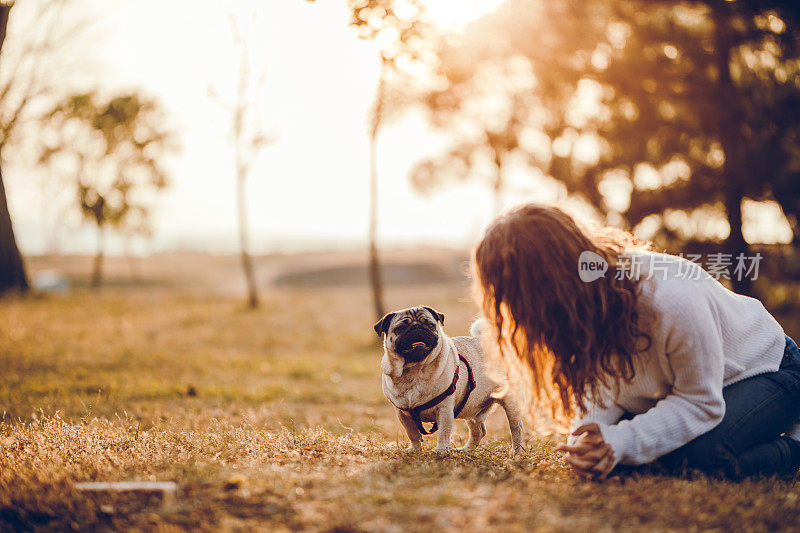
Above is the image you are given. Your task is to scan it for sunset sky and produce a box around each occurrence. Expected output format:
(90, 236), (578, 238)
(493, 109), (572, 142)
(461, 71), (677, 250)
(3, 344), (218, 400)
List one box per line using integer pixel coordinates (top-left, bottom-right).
(4, 0), (792, 255)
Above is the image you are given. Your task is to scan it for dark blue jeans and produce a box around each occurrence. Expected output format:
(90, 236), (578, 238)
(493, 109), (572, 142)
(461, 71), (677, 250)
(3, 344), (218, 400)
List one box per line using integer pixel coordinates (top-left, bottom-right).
(659, 336), (800, 479)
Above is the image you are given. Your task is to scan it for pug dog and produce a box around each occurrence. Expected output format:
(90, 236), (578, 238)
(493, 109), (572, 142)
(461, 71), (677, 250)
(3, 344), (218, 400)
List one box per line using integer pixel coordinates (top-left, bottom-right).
(374, 306), (524, 454)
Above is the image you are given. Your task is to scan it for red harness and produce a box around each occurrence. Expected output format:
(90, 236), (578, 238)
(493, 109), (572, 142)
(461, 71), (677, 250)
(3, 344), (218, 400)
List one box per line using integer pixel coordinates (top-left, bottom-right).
(391, 354), (477, 435)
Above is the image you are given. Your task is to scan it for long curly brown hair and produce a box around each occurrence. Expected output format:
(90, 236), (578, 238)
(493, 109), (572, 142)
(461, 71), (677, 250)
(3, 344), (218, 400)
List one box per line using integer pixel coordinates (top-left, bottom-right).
(474, 204), (650, 417)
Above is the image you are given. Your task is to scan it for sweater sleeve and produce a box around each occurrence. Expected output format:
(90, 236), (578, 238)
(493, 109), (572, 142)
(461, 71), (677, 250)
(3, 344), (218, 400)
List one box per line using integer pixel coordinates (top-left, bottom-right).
(567, 395), (624, 446)
(597, 291), (726, 468)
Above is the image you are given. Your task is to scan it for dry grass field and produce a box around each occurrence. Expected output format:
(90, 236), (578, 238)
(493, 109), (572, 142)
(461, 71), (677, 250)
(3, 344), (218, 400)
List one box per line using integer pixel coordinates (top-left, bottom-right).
(2, 252), (800, 531)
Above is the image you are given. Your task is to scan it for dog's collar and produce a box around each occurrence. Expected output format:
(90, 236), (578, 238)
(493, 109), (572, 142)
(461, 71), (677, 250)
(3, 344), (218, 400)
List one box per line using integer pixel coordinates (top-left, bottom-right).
(391, 353), (476, 436)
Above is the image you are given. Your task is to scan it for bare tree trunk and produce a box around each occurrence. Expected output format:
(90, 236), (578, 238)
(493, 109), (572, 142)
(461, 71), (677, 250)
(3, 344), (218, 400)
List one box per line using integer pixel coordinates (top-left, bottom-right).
(492, 164), (504, 217)
(237, 170), (258, 309)
(368, 65), (386, 321)
(712, 4), (751, 296)
(0, 158), (28, 294)
(792, 217), (800, 248)
(123, 236), (141, 284)
(91, 224), (104, 288)
(227, 18), (261, 311)
(368, 126), (385, 320)
(725, 190), (752, 295)
(0, 6), (29, 296)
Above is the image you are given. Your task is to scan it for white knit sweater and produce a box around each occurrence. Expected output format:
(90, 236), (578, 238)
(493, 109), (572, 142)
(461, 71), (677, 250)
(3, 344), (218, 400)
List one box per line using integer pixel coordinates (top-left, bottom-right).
(569, 251), (786, 468)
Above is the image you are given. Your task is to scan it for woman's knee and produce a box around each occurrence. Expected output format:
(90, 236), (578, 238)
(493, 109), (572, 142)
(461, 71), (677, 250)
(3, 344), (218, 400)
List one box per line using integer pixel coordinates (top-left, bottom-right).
(676, 437), (740, 476)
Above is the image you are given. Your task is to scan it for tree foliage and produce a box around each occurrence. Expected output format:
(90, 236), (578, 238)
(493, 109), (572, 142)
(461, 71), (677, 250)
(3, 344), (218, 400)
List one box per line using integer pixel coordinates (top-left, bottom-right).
(40, 93), (172, 233)
(39, 92), (174, 286)
(403, 0), (800, 294)
(349, 0), (440, 131)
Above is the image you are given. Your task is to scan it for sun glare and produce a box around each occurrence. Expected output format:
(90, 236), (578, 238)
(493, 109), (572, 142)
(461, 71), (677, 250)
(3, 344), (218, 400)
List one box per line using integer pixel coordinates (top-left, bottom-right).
(423, 0), (507, 29)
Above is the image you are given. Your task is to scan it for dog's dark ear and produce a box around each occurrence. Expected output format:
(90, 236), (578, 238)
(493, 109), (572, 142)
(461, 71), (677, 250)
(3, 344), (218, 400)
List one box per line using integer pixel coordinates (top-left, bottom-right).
(424, 306), (445, 324)
(373, 312), (396, 337)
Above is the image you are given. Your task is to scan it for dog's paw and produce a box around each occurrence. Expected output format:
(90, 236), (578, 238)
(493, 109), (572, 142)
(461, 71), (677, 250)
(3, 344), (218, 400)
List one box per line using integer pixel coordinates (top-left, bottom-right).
(405, 442), (422, 452)
(511, 445), (524, 456)
(433, 445), (451, 454)
(456, 443), (477, 452)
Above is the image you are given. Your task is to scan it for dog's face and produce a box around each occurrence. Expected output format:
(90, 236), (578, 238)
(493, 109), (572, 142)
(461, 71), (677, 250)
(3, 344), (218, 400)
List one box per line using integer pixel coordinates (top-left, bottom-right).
(374, 306), (445, 363)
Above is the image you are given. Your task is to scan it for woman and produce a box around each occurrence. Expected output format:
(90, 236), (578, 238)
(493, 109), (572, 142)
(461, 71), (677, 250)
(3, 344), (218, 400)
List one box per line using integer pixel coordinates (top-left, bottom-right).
(474, 203), (800, 479)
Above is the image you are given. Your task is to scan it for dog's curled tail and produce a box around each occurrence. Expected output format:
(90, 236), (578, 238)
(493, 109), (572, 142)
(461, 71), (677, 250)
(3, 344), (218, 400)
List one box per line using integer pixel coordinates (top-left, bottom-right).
(470, 318), (489, 339)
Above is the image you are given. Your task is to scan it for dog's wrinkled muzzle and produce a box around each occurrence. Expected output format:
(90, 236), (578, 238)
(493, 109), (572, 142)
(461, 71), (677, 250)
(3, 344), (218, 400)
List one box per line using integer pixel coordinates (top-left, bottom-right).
(395, 326), (439, 362)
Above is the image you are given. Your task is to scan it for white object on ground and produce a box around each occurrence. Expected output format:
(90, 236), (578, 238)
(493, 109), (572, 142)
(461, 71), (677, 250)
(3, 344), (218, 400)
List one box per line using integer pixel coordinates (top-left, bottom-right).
(75, 481), (178, 506)
(32, 270), (70, 293)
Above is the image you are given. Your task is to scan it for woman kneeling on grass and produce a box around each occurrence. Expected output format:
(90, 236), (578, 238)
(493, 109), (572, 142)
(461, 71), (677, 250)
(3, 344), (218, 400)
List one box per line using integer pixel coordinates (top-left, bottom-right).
(474, 203), (800, 480)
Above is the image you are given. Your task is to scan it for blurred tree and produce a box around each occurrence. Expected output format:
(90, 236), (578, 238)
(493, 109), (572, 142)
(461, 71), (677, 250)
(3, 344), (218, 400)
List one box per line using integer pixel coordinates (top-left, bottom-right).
(408, 2), (604, 215)
(412, 0), (800, 295)
(0, 0), (90, 294)
(411, 90), (536, 217)
(367, 64), (388, 321)
(39, 92), (173, 288)
(210, 12), (273, 310)
(571, 0), (800, 295)
(349, 0), (433, 320)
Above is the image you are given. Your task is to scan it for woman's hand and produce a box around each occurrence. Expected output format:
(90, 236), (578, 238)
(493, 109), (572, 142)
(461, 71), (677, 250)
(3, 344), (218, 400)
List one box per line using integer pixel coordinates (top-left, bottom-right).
(556, 423), (616, 480)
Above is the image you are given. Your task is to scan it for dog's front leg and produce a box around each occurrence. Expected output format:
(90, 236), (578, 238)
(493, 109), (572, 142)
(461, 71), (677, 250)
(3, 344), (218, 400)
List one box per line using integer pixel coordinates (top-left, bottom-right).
(397, 410), (423, 451)
(434, 400), (455, 453)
